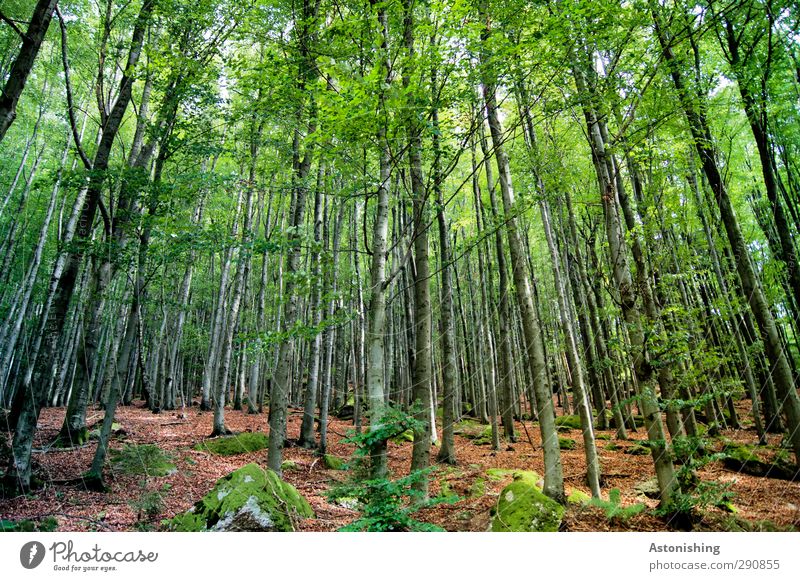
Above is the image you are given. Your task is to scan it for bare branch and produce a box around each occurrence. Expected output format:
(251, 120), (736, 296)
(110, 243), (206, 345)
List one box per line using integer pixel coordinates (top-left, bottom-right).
(0, 10), (26, 40)
(56, 6), (92, 170)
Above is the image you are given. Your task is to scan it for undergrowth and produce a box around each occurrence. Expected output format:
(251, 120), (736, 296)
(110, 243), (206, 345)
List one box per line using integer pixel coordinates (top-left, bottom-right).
(328, 406), (454, 532)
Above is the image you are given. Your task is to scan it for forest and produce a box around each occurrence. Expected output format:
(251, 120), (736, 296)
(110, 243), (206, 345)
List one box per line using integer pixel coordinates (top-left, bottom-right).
(0, 0), (799, 533)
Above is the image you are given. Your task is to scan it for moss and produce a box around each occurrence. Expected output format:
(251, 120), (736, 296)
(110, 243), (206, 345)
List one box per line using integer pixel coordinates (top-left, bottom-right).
(280, 460), (299, 472)
(567, 488), (591, 505)
(455, 510), (474, 521)
(323, 454), (346, 470)
(486, 468), (540, 482)
(55, 426), (91, 447)
(473, 425), (497, 446)
(195, 432), (269, 456)
(554, 415), (582, 430)
(559, 437), (576, 450)
(438, 480), (460, 502)
(109, 444), (176, 477)
(605, 443), (621, 451)
(718, 515), (796, 532)
(633, 477), (661, 499)
(165, 463), (313, 531)
(469, 477), (486, 498)
(624, 443), (651, 456)
(454, 420), (486, 439)
(721, 444), (797, 480)
(490, 472), (564, 532)
(391, 429), (414, 443)
(595, 433), (611, 441)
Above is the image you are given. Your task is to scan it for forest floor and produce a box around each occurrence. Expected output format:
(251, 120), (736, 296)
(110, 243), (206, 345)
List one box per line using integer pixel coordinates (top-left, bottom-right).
(1, 401), (799, 532)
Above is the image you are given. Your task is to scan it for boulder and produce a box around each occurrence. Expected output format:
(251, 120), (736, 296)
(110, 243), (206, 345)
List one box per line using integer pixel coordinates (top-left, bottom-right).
(195, 432), (269, 456)
(624, 442), (651, 456)
(722, 444), (798, 481)
(633, 477), (661, 499)
(490, 472), (564, 532)
(554, 415), (582, 430)
(166, 463), (313, 531)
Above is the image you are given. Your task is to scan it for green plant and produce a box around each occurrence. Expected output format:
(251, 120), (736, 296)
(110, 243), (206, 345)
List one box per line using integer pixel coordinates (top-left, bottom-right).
(331, 470), (447, 532)
(661, 436), (734, 519)
(656, 481), (736, 521)
(329, 406), (453, 532)
(0, 516), (58, 532)
(588, 488), (645, 524)
(109, 444), (176, 477)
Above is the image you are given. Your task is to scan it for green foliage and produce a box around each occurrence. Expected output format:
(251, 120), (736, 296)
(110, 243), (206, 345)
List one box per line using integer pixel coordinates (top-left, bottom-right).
(656, 480), (736, 521)
(130, 484), (170, 530)
(331, 406), (450, 532)
(109, 444), (176, 478)
(0, 516), (58, 532)
(330, 469), (447, 532)
(588, 488), (645, 524)
(658, 436), (736, 520)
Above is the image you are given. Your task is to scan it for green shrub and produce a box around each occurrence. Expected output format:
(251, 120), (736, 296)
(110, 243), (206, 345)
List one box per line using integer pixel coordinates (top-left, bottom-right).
(0, 516), (58, 532)
(588, 488), (645, 523)
(329, 406), (452, 532)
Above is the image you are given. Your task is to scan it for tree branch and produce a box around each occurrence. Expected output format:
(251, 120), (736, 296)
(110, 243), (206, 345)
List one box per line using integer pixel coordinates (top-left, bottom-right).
(0, 10), (26, 40)
(56, 6), (92, 170)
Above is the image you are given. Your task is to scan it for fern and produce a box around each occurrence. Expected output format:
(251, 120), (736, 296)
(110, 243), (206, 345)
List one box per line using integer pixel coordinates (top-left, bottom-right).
(588, 488), (645, 523)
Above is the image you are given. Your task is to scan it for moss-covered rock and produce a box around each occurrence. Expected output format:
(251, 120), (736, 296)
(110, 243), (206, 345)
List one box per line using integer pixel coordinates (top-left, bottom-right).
(486, 468), (540, 483)
(633, 477), (661, 499)
(566, 488), (591, 505)
(595, 433), (611, 441)
(721, 444), (798, 480)
(323, 454), (346, 470)
(473, 425), (495, 446)
(195, 432), (269, 456)
(165, 463), (313, 531)
(624, 442), (651, 456)
(490, 472), (564, 532)
(554, 415), (582, 430)
(454, 420), (487, 439)
(280, 460), (299, 472)
(559, 437), (576, 450)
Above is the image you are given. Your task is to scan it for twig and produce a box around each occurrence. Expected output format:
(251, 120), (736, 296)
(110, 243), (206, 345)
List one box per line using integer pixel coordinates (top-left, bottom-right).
(0, 10), (25, 40)
(520, 420), (538, 453)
